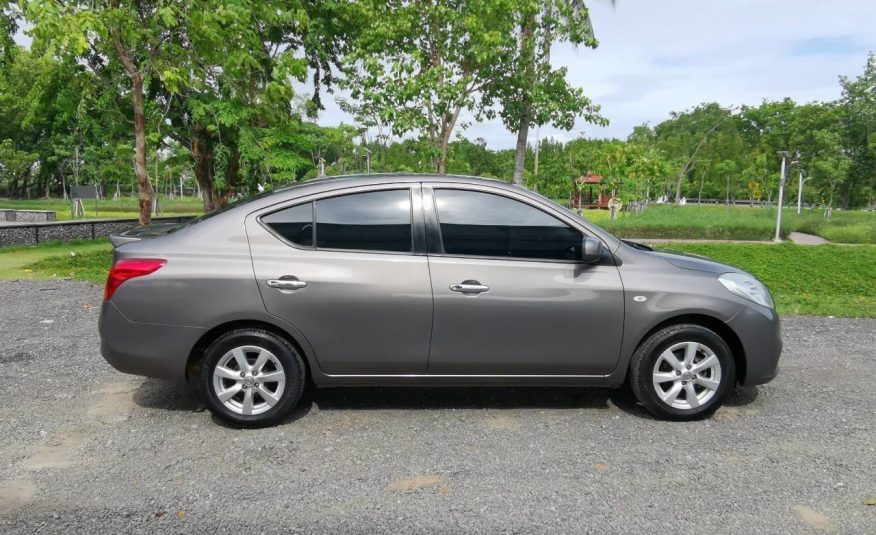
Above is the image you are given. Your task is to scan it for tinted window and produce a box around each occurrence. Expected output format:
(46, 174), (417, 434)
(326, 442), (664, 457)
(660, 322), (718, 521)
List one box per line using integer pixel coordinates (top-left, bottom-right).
(262, 202), (313, 247)
(435, 189), (581, 260)
(316, 190), (412, 252)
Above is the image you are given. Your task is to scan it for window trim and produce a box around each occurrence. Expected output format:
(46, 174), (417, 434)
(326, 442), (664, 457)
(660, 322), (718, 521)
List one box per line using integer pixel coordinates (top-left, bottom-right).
(425, 184), (593, 265)
(257, 185), (426, 256)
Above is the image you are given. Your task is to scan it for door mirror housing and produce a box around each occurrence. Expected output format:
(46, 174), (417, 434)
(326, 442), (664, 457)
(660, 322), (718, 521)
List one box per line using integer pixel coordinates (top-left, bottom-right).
(581, 236), (605, 264)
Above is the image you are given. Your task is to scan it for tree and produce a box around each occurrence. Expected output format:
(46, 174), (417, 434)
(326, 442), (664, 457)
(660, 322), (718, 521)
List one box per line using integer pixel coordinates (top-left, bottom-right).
(651, 103), (732, 202)
(24, 0), (183, 223)
(494, 0), (608, 186)
(25, 0), (357, 221)
(155, 1), (357, 210)
(839, 53), (876, 209)
(0, 46), (124, 198)
(0, 1), (19, 67)
(341, 0), (518, 174)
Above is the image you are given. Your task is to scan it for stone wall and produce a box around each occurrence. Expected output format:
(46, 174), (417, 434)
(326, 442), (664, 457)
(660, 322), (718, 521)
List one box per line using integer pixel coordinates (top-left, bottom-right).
(0, 216), (194, 248)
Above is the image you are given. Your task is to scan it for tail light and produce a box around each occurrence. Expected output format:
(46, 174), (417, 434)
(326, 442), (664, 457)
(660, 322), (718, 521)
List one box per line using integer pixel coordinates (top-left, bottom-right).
(104, 258), (166, 301)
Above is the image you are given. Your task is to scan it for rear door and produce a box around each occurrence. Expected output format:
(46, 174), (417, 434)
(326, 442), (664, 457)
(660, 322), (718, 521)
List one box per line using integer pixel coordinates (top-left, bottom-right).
(424, 185), (624, 375)
(246, 185), (432, 375)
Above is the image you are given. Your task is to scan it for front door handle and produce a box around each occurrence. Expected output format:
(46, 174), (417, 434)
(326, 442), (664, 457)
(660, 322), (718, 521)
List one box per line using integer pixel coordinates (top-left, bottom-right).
(266, 276), (308, 291)
(450, 280), (490, 295)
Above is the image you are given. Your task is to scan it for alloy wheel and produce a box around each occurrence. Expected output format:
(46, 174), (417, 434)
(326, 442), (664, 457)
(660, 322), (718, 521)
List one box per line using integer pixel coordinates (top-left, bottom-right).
(211, 345), (286, 416)
(652, 341), (722, 410)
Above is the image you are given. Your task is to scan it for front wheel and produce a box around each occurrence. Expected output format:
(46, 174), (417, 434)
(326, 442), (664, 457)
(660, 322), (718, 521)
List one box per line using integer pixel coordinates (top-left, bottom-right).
(629, 324), (735, 421)
(198, 329), (305, 427)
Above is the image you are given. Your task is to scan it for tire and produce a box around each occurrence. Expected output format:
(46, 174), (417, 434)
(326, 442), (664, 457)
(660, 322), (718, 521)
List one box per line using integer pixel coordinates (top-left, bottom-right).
(629, 324), (735, 421)
(198, 328), (305, 427)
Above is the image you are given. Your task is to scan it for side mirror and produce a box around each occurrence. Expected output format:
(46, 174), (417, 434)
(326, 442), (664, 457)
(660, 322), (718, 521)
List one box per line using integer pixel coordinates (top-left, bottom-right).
(581, 236), (605, 264)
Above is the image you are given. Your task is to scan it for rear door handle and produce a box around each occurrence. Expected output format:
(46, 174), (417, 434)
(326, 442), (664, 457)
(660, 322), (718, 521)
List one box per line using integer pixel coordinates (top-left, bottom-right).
(266, 276), (307, 291)
(450, 280), (490, 295)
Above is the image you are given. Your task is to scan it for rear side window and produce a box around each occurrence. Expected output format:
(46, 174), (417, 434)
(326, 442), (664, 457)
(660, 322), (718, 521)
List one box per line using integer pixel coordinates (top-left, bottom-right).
(262, 202), (313, 247)
(434, 189), (581, 261)
(316, 189), (413, 253)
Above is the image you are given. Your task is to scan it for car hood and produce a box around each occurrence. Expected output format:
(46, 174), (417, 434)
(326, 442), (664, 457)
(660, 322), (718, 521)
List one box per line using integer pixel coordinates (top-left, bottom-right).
(651, 249), (738, 274)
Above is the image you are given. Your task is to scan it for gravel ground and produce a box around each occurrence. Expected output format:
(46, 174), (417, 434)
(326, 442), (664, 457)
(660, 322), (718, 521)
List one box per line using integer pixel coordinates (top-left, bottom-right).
(0, 279), (874, 534)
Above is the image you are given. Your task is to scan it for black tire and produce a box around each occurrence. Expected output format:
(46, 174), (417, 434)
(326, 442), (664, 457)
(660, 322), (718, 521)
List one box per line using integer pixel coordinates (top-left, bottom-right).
(629, 324), (735, 421)
(197, 328), (305, 428)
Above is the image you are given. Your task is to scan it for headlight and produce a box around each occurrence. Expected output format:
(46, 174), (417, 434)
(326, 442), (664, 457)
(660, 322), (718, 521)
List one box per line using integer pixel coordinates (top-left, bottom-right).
(718, 272), (774, 309)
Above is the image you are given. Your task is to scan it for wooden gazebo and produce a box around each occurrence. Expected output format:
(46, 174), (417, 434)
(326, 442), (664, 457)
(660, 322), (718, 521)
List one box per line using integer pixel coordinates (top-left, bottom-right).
(572, 174), (610, 210)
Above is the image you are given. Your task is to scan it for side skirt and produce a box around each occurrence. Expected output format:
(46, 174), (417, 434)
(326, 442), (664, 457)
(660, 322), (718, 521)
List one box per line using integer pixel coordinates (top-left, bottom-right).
(312, 373), (610, 388)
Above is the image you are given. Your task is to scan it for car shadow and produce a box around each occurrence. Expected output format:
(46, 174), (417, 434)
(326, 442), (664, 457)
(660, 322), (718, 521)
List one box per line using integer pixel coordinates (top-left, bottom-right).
(303, 385), (645, 414)
(723, 384), (759, 407)
(133, 378), (760, 424)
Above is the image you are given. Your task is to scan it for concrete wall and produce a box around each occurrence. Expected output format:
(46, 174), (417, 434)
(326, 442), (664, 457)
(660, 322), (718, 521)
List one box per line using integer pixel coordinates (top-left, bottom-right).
(0, 216), (194, 248)
(0, 210), (57, 222)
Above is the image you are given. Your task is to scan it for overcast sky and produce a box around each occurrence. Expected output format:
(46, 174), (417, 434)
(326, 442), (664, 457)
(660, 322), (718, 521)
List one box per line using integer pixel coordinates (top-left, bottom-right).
(15, 0), (876, 149)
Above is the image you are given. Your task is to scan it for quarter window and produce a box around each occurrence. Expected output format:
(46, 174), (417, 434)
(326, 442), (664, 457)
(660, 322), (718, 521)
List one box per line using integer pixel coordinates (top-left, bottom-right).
(434, 189), (581, 261)
(262, 202), (314, 247)
(315, 189), (413, 252)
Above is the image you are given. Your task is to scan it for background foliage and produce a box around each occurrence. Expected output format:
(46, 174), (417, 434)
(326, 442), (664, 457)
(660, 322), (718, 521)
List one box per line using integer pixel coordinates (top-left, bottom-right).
(1, 2), (875, 213)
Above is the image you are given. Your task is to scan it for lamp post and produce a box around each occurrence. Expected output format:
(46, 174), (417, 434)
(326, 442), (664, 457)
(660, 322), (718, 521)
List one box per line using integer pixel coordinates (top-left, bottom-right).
(775, 151), (799, 241)
(774, 151), (789, 242)
(796, 170), (812, 215)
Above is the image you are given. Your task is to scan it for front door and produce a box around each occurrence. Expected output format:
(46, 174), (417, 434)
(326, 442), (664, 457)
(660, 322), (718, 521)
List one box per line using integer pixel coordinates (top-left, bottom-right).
(425, 186), (624, 375)
(246, 186), (432, 375)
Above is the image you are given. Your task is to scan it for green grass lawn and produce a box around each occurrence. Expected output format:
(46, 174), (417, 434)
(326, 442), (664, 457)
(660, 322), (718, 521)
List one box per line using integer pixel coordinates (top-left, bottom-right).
(0, 197), (203, 220)
(0, 239), (113, 283)
(580, 205), (876, 244)
(1, 238), (873, 318)
(663, 242), (876, 318)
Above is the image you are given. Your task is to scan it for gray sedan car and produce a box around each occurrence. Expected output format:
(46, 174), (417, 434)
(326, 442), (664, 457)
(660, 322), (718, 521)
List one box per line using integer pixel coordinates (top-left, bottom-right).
(99, 174), (781, 426)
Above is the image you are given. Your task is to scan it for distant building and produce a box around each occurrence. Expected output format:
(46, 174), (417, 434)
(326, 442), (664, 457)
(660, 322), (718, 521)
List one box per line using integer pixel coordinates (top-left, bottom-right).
(572, 174), (610, 210)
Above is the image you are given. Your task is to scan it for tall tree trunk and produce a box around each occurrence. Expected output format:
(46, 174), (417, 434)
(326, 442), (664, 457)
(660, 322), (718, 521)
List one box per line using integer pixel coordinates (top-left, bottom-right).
(113, 35), (153, 225)
(512, 109), (530, 186)
(438, 130), (450, 174)
(437, 107), (463, 175)
(190, 133), (239, 212)
(191, 132), (217, 212)
(220, 147), (241, 206)
(512, 13), (536, 187)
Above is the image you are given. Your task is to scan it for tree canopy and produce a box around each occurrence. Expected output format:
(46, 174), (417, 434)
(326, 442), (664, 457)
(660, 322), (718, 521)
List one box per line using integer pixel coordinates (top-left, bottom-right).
(1, 4), (874, 215)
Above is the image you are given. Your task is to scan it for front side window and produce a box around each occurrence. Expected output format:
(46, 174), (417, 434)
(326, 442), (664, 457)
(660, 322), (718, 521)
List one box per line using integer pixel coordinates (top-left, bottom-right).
(435, 189), (581, 261)
(315, 189), (413, 252)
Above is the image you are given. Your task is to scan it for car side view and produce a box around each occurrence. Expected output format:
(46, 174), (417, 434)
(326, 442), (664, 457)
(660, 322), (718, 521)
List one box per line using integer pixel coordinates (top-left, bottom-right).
(99, 174), (782, 426)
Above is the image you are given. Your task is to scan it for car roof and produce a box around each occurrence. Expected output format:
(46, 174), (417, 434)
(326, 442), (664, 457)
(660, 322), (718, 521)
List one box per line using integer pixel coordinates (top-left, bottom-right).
(273, 173), (517, 194)
(183, 173), (620, 251)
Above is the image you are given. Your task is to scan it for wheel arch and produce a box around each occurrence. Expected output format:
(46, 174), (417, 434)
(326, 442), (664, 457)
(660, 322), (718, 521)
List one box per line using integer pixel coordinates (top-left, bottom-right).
(632, 313), (747, 385)
(186, 319), (314, 384)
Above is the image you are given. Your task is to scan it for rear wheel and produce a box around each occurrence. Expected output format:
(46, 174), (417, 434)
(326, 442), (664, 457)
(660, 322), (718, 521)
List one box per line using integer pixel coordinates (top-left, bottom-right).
(629, 324), (735, 421)
(198, 329), (305, 427)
